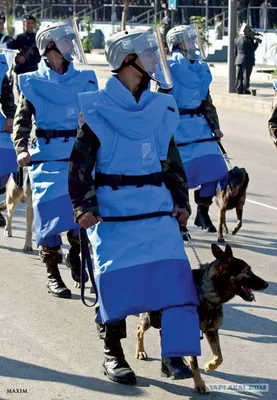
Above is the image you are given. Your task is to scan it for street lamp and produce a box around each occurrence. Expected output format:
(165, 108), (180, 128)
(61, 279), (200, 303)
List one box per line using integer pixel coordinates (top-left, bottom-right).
(227, 0), (237, 93)
(168, 0), (178, 28)
(111, 0), (115, 34)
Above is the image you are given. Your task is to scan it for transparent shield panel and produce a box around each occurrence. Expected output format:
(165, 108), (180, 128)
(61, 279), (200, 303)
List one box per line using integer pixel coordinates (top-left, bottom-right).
(170, 24), (206, 60)
(131, 27), (172, 89)
(51, 19), (87, 64)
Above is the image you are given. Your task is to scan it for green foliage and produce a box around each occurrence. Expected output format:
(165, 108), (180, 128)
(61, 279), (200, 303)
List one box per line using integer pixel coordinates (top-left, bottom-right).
(190, 15), (211, 49)
(82, 36), (93, 53)
(7, 15), (14, 37)
(271, 68), (277, 79)
(81, 17), (93, 53)
(32, 13), (41, 31)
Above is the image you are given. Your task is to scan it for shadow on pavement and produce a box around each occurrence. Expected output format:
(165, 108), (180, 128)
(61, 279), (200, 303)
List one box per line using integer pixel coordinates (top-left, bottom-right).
(221, 303), (277, 343)
(0, 244), (33, 254)
(203, 369), (276, 400)
(187, 231), (277, 257)
(0, 356), (143, 397)
(137, 373), (268, 399)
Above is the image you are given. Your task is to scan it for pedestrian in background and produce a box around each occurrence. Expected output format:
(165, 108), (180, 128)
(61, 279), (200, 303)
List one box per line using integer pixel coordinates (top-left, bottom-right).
(234, 23), (261, 95)
(268, 80), (277, 148)
(214, 14), (223, 41)
(8, 15), (41, 96)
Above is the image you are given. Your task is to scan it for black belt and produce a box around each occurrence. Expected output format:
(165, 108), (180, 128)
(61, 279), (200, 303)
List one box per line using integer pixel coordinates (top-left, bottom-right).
(36, 129), (77, 139)
(95, 171), (163, 190)
(30, 158), (70, 165)
(178, 107), (202, 116)
(177, 137), (218, 147)
(101, 211), (173, 222)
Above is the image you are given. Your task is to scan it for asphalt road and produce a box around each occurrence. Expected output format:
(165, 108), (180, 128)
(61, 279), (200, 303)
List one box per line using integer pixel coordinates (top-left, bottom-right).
(0, 63), (276, 400)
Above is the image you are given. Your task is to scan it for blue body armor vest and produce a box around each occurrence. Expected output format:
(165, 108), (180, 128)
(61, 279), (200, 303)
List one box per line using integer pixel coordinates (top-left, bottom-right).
(0, 53), (17, 188)
(168, 51), (228, 195)
(19, 60), (98, 245)
(78, 76), (201, 358)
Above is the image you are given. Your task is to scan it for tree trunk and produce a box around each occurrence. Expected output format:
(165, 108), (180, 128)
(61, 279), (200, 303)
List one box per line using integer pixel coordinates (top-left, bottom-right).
(0, 0), (13, 36)
(121, 0), (129, 31)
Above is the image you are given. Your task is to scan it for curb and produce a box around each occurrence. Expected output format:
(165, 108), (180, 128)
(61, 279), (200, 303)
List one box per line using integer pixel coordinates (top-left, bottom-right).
(212, 93), (272, 115)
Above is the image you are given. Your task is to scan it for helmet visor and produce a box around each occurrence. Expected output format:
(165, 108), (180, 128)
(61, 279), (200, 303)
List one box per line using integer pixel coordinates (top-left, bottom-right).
(173, 24), (206, 60)
(131, 27), (172, 89)
(51, 18), (87, 64)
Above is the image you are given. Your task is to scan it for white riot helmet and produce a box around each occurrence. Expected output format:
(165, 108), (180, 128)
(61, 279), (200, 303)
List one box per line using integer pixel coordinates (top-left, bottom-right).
(105, 27), (172, 89)
(36, 19), (87, 64)
(166, 24), (205, 60)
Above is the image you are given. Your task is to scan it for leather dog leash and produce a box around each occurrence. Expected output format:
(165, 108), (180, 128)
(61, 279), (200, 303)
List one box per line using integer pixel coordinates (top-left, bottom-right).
(79, 227), (98, 307)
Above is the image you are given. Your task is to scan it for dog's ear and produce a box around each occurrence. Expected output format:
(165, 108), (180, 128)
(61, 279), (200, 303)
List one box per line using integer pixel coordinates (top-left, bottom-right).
(231, 166), (240, 174)
(241, 168), (249, 182)
(211, 243), (224, 259)
(215, 245), (233, 276)
(224, 244), (233, 261)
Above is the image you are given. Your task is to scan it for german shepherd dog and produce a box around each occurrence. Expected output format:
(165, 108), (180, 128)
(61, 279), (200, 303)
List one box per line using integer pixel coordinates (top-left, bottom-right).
(0, 167), (33, 252)
(136, 244), (268, 394)
(216, 166), (249, 243)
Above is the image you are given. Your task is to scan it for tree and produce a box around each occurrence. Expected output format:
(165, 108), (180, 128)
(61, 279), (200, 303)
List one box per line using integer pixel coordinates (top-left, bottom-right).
(190, 16), (211, 51)
(0, 0), (14, 36)
(121, 0), (129, 31)
(81, 17), (93, 53)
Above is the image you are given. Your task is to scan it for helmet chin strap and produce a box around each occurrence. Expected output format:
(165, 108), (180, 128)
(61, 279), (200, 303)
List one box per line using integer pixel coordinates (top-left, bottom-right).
(121, 55), (151, 102)
(122, 54), (150, 81)
(175, 44), (187, 57)
(45, 42), (73, 61)
(176, 45), (196, 63)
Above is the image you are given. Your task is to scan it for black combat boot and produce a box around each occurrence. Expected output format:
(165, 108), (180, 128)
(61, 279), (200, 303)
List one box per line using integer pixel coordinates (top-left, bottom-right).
(102, 338), (137, 385)
(46, 262), (71, 298)
(0, 212), (6, 227)
(161, 357), (194, 380)
(194, 205), (216, 233)
(64, 252), (89, 285)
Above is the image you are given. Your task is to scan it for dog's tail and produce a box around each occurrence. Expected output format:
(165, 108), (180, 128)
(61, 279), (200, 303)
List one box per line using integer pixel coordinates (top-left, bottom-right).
(0, 200), (6, 211)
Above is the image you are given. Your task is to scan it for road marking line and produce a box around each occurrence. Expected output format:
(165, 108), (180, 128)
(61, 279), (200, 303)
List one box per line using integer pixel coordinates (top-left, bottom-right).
(246, 199), (277, 211)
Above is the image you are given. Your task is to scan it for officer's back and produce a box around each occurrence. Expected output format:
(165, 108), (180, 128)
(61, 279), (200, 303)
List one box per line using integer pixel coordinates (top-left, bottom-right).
(235, 34), (258, 67)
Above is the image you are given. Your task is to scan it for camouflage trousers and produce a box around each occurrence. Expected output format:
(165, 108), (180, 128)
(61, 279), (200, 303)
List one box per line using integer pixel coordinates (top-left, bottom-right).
(39, 229), (80, 264)
(96, 311), (162, 340)
(194, 189), (213, 206)
(97, 315), (127, 340)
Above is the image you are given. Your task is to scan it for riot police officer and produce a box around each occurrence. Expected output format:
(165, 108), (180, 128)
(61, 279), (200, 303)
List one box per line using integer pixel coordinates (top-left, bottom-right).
(268, 80), (277, 147)
(12, 21), (98, 298)
(234, 23), (260, 95)
(0, 53), (17, 227)
(69, 27), (200, 385)
(165, 25), (229, 233)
